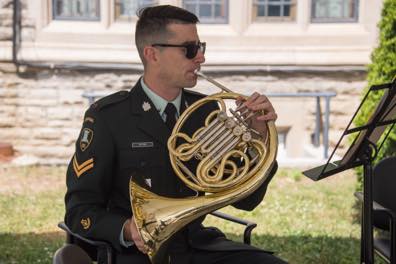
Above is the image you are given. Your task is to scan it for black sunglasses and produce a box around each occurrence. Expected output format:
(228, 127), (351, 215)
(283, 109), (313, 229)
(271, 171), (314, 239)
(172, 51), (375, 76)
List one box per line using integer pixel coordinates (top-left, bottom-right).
(152, 42), (206, 59)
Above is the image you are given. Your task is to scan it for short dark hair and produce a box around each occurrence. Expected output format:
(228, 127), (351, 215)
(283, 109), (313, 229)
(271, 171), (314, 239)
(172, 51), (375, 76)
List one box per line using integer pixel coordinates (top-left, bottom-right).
(135, 5), (199, 64)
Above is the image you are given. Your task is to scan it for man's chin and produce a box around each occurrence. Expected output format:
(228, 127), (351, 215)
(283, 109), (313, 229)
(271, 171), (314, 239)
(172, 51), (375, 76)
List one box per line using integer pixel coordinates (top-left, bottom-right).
(184, 79), (198, 88)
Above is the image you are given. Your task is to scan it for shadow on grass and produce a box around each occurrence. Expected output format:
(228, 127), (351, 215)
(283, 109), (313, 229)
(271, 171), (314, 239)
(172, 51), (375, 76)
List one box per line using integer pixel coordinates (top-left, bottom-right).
(224, 233), (361, 264)
(0, 231), (64, 264)
(0, 231), (362, 264)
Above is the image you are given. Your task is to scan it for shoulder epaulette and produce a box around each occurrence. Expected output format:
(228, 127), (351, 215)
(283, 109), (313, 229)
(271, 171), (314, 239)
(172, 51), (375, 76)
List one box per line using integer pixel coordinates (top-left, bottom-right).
(90, 90), (129, 111)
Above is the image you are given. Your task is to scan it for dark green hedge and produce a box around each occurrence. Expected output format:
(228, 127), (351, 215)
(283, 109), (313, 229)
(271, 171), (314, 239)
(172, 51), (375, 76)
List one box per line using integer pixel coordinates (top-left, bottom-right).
(354, 0), (396, 190)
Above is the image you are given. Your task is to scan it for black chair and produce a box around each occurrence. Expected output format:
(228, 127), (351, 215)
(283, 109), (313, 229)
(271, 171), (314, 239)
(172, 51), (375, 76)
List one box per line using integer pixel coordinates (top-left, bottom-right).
(355, 156), (396, 264)
(56, 222), (113, 264)
(53, 243), (92, 264)
(55, 211), (257, 264)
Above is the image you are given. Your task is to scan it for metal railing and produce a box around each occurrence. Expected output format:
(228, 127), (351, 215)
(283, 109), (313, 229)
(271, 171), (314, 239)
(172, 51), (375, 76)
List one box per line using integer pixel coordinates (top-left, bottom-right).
(265, 92), (337, 159)
(82, 90), (336, 159)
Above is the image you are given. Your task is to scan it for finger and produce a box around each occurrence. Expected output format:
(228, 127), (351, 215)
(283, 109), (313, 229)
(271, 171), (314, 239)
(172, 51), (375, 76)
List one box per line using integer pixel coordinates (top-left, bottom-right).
(129, 219), (148, 253)
(246, 102), (275, 117)
(248, 95), (271, 107)
(236, 93), (260, 112)
(250, 101), (273, 111)
(245, 92), (260, 105)
(131, 231), (144, 245)
(132, 233), (143, 243)
(240, 104), (273, 121)
(135, 241), (147, 253)
(236, 96), (245, 106)
(256, 112), (278, 121)
(244, 95), (273, 113)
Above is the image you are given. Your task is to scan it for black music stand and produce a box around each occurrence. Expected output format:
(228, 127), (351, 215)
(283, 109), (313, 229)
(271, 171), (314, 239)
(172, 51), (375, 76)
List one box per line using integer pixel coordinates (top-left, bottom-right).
(303, 79), (396, 264)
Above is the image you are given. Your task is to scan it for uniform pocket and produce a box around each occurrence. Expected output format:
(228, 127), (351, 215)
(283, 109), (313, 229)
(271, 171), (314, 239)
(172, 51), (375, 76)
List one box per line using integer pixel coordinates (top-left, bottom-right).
(119, 148), (165, 193)
(119, 148), (165, 168)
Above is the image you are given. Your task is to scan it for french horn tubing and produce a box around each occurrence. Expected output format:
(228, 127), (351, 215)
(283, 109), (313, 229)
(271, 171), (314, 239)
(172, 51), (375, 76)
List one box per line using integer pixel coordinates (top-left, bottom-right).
(130, 70), (278, 264)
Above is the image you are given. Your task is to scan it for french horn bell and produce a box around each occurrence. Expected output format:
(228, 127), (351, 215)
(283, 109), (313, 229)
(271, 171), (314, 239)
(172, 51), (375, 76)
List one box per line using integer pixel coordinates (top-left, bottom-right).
(130, 71), (278, 264)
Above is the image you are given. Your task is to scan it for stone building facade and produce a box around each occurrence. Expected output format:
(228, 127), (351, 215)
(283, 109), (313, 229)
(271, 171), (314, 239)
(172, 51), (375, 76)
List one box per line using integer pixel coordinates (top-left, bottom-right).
(0, 1), (384, 165)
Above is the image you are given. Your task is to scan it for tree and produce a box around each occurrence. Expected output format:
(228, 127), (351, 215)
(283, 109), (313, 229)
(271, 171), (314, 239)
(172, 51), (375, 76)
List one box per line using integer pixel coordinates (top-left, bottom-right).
(355, 0), (396, 189)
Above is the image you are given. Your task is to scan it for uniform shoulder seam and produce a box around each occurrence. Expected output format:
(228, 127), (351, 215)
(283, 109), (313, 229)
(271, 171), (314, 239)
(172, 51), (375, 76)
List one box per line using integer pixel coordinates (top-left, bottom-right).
(90, 90), (129, 111)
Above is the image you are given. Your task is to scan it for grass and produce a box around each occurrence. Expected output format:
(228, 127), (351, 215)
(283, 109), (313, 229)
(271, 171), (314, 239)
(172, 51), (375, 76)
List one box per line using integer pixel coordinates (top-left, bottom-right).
(0, 165), (383, 263)
(205, 169), (361, 264)
(0, 166), (65, 264)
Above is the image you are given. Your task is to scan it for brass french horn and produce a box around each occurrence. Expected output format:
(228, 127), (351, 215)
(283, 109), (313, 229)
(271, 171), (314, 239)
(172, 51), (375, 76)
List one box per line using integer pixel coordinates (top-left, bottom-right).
(130, 71), (278, 264)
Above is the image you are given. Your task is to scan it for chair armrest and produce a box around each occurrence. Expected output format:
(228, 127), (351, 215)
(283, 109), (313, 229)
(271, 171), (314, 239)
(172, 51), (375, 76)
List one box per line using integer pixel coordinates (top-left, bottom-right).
(58, 222), (110, 247)
(210, 211), (257, 245)
(354, 190), (396, 261)
(58, 222), (113, 264)
(354, 192), (396, 219)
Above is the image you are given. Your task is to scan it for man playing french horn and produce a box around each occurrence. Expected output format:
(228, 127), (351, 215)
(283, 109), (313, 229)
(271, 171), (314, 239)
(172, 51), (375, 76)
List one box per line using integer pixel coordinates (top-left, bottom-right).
(65, 5), (287, 264)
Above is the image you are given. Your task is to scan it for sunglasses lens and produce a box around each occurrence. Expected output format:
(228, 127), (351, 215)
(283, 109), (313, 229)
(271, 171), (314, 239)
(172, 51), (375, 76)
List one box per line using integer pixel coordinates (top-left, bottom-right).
(184, 42), (206, 59)
(186, 44), (199, 59)
(201, 42), (206, 55)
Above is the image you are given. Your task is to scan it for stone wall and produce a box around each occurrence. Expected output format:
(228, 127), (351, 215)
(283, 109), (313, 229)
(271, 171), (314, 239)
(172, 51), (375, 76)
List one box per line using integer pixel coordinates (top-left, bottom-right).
(0, 66), (140, 164)
(0, 64), (367, 164)
(0, 1), (374, 165)
(0, 0), (13, 41)
(0, 0), (35, 42)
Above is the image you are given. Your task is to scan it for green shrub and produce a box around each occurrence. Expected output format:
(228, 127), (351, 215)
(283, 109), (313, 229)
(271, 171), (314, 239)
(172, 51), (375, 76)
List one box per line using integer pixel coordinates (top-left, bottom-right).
(354, 0), (396, 190)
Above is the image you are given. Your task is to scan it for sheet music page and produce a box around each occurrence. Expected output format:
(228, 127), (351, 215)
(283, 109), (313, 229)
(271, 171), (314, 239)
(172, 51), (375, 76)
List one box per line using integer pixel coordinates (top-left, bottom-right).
(369, 93), (396, 142)
(340, 88), (394, 165)
(303, 83), (395, 181)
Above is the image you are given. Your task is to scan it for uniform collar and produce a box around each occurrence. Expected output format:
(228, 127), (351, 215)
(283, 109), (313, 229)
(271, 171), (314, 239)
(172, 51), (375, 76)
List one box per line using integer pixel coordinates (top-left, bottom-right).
(140, 78), (182, 118)
(127, 79), (205, 147)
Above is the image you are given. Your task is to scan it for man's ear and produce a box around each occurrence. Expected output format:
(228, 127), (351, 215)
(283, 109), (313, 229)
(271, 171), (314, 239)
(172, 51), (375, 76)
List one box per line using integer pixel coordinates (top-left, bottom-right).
(143, 46), (158, 64)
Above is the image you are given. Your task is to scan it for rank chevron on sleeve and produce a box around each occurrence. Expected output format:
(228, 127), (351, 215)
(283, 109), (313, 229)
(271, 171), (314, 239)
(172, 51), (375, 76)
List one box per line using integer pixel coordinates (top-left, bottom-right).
(73, 155), (94, 178)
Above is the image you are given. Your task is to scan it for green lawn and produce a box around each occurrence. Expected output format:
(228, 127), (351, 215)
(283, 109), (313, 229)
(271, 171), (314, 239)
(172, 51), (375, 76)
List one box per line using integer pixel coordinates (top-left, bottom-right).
(0, 165), (378, 263)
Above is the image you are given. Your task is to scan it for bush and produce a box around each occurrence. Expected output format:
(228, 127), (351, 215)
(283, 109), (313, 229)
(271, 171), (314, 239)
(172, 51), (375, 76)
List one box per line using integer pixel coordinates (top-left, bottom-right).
(354, 0), (396, 190)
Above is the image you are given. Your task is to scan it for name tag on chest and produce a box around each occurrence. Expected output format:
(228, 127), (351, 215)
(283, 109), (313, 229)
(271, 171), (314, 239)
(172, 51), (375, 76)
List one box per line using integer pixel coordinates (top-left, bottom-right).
(131, 142), (154, 148)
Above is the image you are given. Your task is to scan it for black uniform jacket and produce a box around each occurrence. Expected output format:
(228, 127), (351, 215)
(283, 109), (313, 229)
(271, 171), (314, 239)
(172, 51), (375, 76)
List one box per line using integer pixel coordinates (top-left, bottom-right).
(64, 80), (278, 257)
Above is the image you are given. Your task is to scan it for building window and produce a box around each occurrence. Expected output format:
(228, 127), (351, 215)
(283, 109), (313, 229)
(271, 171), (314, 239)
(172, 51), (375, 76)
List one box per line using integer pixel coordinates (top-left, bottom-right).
(114, 0), (158, 21)
(311, 0), (359, 23)
(183, 0), (228, 24)
(252, 0), (297, 21)
(53, 0), (100, 21)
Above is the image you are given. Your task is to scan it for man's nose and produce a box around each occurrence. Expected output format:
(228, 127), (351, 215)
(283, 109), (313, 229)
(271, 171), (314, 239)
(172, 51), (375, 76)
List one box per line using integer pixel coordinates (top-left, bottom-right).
(194, 50), (205, 64)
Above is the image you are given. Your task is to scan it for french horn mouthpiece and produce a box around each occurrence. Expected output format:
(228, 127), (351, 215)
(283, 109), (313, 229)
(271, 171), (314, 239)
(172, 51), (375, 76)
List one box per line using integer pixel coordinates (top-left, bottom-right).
(195, 70), (233, 93)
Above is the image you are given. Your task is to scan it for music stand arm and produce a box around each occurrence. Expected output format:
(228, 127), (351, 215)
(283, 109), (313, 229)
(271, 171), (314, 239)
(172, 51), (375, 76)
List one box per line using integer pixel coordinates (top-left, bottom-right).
(360, 141), (377, 264)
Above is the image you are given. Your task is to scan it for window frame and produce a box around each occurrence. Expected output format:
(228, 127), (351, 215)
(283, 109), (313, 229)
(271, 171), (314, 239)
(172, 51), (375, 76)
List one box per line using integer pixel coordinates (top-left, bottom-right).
(182, 0), (229, 24)
(311, 0), (359, 23)
(114, 0), (159, 22)
(20, 0), (381, 66)
(252, 0), (297, 22)
(52, 0), (101, 21)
